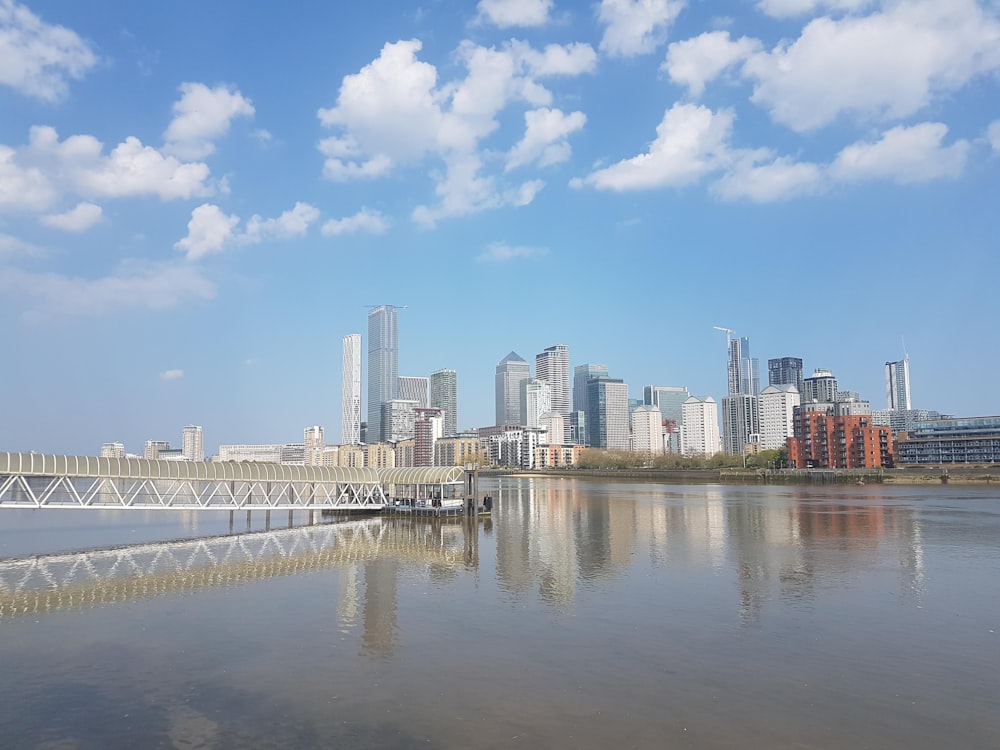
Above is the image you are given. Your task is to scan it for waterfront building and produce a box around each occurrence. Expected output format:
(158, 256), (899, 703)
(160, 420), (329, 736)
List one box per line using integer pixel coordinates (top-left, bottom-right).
(886, 355), (911, 411)
(367, 305), (399, 444)
(895, 416), (1000, 464)
(535, 344), (571, 416)
(642, 385), (689, 428)
(758, 384), (800, 451)
(486, 426), (545, 468)
(631, 405), (664, 454)
(143, 440), (171, 460)
(681, 396), (720, 458)
(413, 407), (443, 467)
(383, 399), (418, 443)
(802, 368), (838, 404)
(395, 439), (415, 468)
(182, 426), (203, 462)
(159, 448), (186, 461)
(434, 433), (485, 467)
(338, 444), (366, 468)
(342, 333), (362, 445)
(768, 357), (804, 395)
(539, 411), (565, 445)
(728, 337), (760, 397)
(495, 351), (530, 426)
(534, 444), (586, 468)
(100, 442), (125, 458)
(586, 377), (629, 451)
(279, 443), (305, 465)
(218, 444), (283, 462)
(574, 364), (608, 414)
(787, 408), (894, 469)
(398, 376), (429, 408)
(320, 446), (339, 467)
(365, 442), (395, 469)
(430, 368), (458, 436)
(525, 379), (552, 428)
(304, 425), (324, 466)
(722, 395), (760, 455)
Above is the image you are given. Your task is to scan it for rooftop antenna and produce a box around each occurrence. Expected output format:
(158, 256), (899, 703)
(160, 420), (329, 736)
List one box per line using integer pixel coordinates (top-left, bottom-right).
(902, 335), (909, 362)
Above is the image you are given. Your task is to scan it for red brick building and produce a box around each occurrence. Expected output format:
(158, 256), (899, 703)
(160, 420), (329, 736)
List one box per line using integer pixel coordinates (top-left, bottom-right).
(787, 409), (894, 469)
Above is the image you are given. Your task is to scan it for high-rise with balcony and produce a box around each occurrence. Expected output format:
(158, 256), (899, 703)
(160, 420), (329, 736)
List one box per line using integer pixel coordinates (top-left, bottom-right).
(535, 345), (571, 417)
(768, 357), (804, 395)
(495, 352), (530, 426)
(367, 306), (399, 443)
(398, 376), (429, 408)
(723, 336), (760, 455)
(885, 355), (911, 411)
(182, 425), (203, 461)
(430, 368), (458, 436)
(342, 333), (362, 445)
(525, 379), (552, 428)
(682, 396), (720, 458)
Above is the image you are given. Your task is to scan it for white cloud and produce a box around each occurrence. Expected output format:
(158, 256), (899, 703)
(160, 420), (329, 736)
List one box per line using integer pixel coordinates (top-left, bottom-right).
(743, 0), (1000, 131)
(39, 201), (102, 231)
(0, 232), (44, 256)
(507, 108), (587, 170)
(0, 144), (55, 211)
(830, 122), (969, 184)
(757, 0), (873, 19)
(243, 202), (319, 243)
(988, 120), (1000, 153)
(160, 369), (184, 381)
(598, 0), (687, 58)
(475, 0), (553, 27)
(477, 241), (548, 262)
(321, 208), (389, 236)
(511, 41), (598, 76)
(574, 103), (733, 190)
(0, 0), (97, 101)
(163, 83), (255, 160)
(0, 260), (215, 317)
(713, 152), (823, 201)
(663, 31), (761, 97)
(174, 203), (239, 260)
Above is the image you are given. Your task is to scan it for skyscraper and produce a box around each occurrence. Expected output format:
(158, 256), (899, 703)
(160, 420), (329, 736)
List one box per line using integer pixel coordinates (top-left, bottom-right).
(574, 364), (608, 413)
(586, 377), (629, 450)
(535, 344), (571, 416)
(885, 355), (911, 411)
(727, 336), (759, 397)
(495, 352), (530, 426)
(430, 368), (458, 436)
(182, 425), (203, 461)
(367, 305), (399, 443)
(642, 385), (690, 427)
(723, 336), (759, 455)
(342, 333), (362, 445)
(758, 384), (800, 451)
(525, 379), (552, 428)
(398, 376), (430, 407)
(768, 357), (804, 395)
(803, 368), (838, 404)
(681, 396), (720, 458)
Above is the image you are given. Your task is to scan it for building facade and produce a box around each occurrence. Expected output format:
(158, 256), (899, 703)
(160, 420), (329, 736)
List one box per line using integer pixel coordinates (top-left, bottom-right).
(681, 396), (720, 458)
(430, 368), (458, 436)
(631, 405), (664, 454)
(802, 368), (838, 404)
(182, 425), (203, 462)
(304, 425), (324, 466)
(787, 409), (894, 469)
(758, 384), (800, 451)
(885, 355), (911, 411)
(895, 417), (1000, 464)
(413, 407), (443, 467)
(535, 344), (571, 416)
(525, 379), (552, 428)
(574, 364), (608, 413)
(383, 399), (418, 443)
(100, 442), (125, 458)
(367, 305), (399, 444)
(768, 357), (804, 395)
(586, 377), (629, 450)
(342, 333), (362, 445)
(495, 351), (530, 426)
(398, 376), (429, 408)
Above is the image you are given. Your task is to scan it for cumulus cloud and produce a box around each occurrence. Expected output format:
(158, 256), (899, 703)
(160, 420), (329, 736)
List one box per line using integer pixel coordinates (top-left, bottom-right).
(160, 369), (184, 381)
(321, 208), (389, 236)
(507, 108), (587, 170)
(0, 0), (98, 101)
(317, 38), (592, 224)
(712, 152), (823, 201)
(243, 202), (319, 243)
(742, 0), (1000, 131)
(663, 31), (761, 97)
(475, 0), (553, 27)
(0, 232), (44, 256)
(598, 0), (686, 58)
(830, 122), (969, 184)
(163, 83), (255, 160)
(39, 201), (102, 231)
(174, 203), (239, 260)
(0, 144), (55, 211)
(477, 241), (548, 262)
(0, 260), (215, 317)
(573, 103), (733, 190)
(756, 0), (873, 19)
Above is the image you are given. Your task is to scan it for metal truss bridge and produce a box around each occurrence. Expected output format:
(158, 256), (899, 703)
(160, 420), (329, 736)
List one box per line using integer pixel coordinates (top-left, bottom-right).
(0, 516), (479, 619)
(0, 453), (468, 512)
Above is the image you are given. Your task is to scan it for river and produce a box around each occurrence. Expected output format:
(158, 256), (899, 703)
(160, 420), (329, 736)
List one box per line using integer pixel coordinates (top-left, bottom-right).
(0, 477), (997, 749)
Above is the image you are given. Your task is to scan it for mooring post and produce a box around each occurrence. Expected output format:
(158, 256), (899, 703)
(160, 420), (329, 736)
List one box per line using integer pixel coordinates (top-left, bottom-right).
(265, 510), (271, 531)
(229, 510), (233, 533)
(246, 509), (251, 530)
(288, 509), (293, 527)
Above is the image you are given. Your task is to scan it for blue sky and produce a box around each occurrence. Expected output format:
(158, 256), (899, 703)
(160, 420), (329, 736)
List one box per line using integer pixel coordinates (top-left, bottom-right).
(1, 0), (998, 455)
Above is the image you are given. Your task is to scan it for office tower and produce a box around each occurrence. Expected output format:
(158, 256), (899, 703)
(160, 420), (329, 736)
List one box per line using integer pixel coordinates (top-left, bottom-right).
(100, 442), (125, 458)
(758, 384), (801, 451)
(802, 368), (838, 404)
(885, 355), (911, 411)
(682, 396), (720, 457)
(430, 368), (458, 436)
(383, 399), (418, 442)
(632, 405), (664, 454)
(304, 425), (324, 466)
(722, 395), (759, 455)
(574, 364), (608, 413)
(569, 411), (587, 445)
(642, 385), (689, 427)
(768, 357), (804, 395)
(144, 440), (170, 460)
(181, 425), (203, 461)
(586, 377), (629, 450)
(398, 376), (429, 408)
(342, 333), (362, 445)
(535, 344), (571, 415)
(495, 351), (530, 425)
(525, 379), (552, 428)
(539, 411), (565, 445)
(413, 407), (443, 466)
(367, 305), (399, 443)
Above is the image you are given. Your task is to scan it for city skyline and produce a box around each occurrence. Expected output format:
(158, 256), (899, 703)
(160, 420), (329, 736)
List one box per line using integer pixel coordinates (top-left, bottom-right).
(1, 1), (997, 455)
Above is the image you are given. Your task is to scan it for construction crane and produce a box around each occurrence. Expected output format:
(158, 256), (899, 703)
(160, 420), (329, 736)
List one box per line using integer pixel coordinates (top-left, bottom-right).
(713, 325), (735, 348)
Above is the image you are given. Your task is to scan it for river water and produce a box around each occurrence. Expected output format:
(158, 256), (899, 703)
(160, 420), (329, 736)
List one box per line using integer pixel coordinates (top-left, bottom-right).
(0, 477), (997, 749)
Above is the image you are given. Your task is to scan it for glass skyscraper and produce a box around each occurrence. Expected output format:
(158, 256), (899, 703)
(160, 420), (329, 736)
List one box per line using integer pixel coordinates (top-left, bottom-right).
(367, 305), (399, 443)
(430, 368), (458, 436)
(495, 351), (530, 426)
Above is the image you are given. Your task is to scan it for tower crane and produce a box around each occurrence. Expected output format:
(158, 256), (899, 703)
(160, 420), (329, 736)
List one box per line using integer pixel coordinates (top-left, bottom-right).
(713, 325), (735, 348)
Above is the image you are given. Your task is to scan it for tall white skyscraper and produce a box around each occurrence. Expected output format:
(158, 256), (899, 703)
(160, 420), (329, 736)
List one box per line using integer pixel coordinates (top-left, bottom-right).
(342, 333), (362, 445)
(758, 384), (800, 451)
(885, 355), (911, 411)
(398, 376), (430, 408)
(682, 396), (720, 458)
(495, 351), (530, 426)
(367, 306), (399, 443)
(535, 344), (571, 416)
(430, 368), (458, 436)
(182, 425), (203, 461)
(525, 379), (552, 428)
(631, 405), (664, 454)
